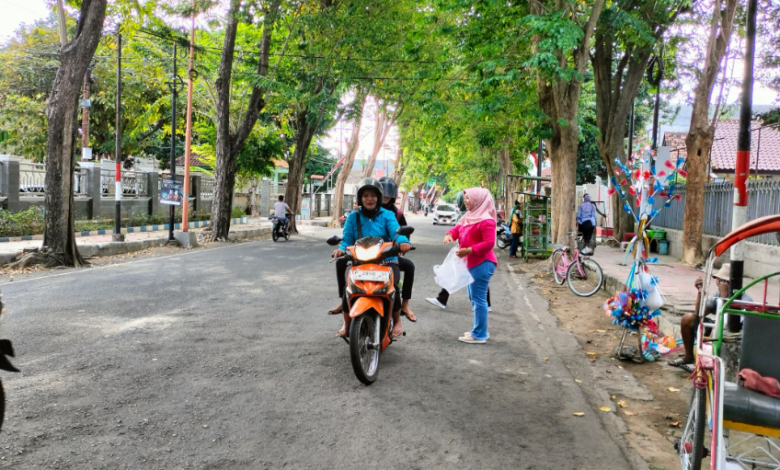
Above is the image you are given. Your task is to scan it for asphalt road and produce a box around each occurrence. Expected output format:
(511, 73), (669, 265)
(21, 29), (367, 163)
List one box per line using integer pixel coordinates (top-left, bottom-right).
(0, 214), (634, 469)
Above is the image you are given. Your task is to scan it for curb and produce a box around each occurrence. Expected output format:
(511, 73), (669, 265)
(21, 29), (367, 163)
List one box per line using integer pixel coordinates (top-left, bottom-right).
(0, 217), (250, 243)
(2, 225), (272, 266)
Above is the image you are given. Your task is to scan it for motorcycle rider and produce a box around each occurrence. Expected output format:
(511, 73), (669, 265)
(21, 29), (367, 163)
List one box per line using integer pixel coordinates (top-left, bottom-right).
(378, 177), (416, 322)
(329, 178), (411, 338)
(273, 195), (291, 235)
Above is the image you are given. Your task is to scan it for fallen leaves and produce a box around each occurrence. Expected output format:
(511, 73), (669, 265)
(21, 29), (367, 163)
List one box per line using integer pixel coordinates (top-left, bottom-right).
(669, 421), (682, 428)
(668, 387), (681, 392)
(574, 379), (582, 383)
(599, 406), (612, 412)
(573, 412), (585, 417)
(617, 400), (627, 408)
(624, 411), (638, 416)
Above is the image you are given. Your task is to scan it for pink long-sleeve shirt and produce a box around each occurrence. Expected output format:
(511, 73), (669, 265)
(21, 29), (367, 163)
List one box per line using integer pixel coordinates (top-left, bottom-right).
(447, 219), (498, 269)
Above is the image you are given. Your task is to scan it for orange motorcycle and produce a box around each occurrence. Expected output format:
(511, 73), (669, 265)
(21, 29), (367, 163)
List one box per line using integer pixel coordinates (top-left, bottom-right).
(327, 226), (414, 384)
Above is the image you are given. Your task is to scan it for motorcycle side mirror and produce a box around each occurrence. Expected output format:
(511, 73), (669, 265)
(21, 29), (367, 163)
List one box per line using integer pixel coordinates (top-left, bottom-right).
(326, 235), (342, 246)
(396, 226), (414, 237)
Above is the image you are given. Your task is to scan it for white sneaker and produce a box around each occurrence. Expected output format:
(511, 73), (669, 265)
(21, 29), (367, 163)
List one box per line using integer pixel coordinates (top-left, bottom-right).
(488, 306), (492, 312)
(426, 297), (446, 309)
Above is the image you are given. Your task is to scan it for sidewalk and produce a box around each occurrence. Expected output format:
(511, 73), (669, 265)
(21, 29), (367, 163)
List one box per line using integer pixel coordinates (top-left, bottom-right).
(590, 245), (779, 336)
(0, 217), (276, 265)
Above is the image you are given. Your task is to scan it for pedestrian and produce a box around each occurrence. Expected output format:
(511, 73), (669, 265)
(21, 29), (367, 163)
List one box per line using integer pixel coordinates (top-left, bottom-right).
(427, 191), (492, 311)
(508, 198), (523, 258)
(576, 194), (605, 254)
(443, 188), (497, 344)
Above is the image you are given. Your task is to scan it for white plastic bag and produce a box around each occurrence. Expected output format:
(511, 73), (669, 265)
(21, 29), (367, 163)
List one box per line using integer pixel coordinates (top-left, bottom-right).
(638, 272), (665, 311)
(434, 247), (474, 293)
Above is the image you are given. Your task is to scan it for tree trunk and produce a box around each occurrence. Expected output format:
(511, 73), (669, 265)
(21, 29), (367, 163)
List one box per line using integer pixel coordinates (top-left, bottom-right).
(361, 99), (402, 179)
(548, 125), (580, 243)
(209, 0), (278, 241)
(681, 0), (738, 265)
(248, 178), (259, 217)
(331, 91), (367, 225)
(285, 109), (319, 233)
(499, 145), (514, 210)
(43, 0), (107, 267)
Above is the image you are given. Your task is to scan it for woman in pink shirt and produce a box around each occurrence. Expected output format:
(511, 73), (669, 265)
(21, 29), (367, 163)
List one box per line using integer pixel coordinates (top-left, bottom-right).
(443, 188), (498, 344)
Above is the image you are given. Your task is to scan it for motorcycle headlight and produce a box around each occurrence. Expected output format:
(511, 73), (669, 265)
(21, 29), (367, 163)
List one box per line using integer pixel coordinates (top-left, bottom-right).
(355, 242), (382, 261)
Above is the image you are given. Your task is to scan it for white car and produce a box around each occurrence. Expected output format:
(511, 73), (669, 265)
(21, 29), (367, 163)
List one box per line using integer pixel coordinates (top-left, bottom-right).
(433, 204), (458, 225)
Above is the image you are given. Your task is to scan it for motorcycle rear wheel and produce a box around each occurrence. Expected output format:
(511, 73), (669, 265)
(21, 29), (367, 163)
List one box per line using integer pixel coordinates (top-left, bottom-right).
(497, 235), (509, 249)
(272, 226), (279, 242)
(349, 313), (380, 385)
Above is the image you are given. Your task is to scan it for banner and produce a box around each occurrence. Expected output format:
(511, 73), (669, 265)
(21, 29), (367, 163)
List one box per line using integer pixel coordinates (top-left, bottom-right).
(160, 174), (184, 206)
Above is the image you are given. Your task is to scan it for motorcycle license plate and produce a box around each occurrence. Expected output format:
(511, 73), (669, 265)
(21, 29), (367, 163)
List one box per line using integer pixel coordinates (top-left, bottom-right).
(352, 270), (390, 282)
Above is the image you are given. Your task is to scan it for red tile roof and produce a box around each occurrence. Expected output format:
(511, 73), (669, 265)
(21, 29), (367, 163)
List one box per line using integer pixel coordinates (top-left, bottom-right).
(175, 153), (211, 168)
(541, 166), (551, 177)
(663, 120), (780, 174)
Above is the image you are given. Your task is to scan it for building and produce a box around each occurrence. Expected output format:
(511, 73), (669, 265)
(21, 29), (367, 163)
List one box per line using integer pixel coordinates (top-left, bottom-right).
(662, 119), (780, 180)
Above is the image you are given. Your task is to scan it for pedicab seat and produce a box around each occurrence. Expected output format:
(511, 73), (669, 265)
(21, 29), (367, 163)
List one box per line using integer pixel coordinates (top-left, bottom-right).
(724, 382), (780, 429)
(723, 314), (780, 430)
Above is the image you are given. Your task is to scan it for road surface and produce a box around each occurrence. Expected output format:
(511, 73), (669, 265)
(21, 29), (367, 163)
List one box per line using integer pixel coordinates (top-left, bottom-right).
(0, 214), (634, 469)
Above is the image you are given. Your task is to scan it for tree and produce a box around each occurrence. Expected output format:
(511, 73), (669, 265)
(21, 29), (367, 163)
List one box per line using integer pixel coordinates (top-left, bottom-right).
(330, 89), (368, 224)
(42, 0), (108, 267)
(590, 0), (683, 241)
(209, 0), (281, 241)
(360, 97), (404, 178)
(526, 0), (606, 243)
(680, 0), (738, 265)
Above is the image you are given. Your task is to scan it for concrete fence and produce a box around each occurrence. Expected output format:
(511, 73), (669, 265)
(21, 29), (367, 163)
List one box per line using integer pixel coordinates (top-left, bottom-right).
(0, 156), (215, 219)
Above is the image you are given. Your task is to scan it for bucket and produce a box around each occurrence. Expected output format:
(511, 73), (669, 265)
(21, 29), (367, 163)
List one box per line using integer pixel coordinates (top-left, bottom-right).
(659, 239), (669, 256)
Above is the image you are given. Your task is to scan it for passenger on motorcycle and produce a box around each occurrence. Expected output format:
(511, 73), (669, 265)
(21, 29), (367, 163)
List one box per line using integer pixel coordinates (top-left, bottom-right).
(330, 177), (411, 338)
(273, 195), (291, 234)
(378, 176), (416, 323)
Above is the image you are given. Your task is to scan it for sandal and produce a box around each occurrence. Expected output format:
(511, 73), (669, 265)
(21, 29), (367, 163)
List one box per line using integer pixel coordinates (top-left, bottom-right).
(668, 357), (695, 373)
(391, 324), (403, 338)
(328, 305), (343, 315)
(402, 309), (417, 322)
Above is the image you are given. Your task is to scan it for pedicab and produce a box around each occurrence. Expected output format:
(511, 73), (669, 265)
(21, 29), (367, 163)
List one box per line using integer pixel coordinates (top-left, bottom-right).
(678, 214), (780, 469)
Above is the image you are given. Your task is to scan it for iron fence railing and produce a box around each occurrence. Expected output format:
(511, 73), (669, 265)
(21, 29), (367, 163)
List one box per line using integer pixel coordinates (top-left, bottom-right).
(74, 168), (88, 196)
(101, 170), (148, 198)
(271, 182), (287, 195)
(651, 179), (780, 246)
(19, 162), (46, 195)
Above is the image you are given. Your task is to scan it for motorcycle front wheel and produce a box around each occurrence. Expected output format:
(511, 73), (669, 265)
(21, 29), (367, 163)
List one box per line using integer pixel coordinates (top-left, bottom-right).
(349, 313), (380, 385)
(496, 235), (509, 249)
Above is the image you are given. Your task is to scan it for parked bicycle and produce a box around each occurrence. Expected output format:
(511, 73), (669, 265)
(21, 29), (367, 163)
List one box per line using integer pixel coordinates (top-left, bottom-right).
(550, 232), (603, 297)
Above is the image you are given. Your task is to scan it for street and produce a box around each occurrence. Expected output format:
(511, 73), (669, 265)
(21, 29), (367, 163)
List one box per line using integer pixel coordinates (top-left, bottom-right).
(0, 215), (634, 469)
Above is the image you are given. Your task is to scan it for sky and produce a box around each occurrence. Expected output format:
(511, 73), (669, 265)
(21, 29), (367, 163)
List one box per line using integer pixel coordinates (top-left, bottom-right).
(0, 0), (50, 43)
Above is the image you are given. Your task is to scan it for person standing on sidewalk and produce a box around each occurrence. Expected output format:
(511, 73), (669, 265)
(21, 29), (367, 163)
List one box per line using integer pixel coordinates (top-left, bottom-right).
(443, 188), (497, 344)
(427, 191), (492, 310)
(508, 199), (523, 258)
(576, 194), (605, 254)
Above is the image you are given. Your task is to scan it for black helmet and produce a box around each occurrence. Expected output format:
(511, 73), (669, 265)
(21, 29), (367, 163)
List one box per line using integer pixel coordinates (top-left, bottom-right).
(356, 177), (383, 205)
(378, 176), (398, 199)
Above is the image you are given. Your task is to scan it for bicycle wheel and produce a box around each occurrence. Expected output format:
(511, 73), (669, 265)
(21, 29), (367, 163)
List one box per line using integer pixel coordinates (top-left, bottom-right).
(566, 257), (603, 297)
(677, 386), (707, 470)
(551, 250), (566, 285)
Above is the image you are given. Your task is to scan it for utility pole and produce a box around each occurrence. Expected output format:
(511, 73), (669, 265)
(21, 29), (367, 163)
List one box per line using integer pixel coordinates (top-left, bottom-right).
(649, 45), (663, 151)
(536, 139), (543, 193)
(182, 1), (196, 233)
(729, 0), (757, 332)
(113, 29), (124, 242)
(167, 43), (180, 242)
(81, 70), (91, 161)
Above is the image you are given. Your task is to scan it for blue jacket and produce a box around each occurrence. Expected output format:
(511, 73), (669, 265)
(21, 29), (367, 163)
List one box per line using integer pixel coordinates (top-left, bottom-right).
(339, 207), (410, 258)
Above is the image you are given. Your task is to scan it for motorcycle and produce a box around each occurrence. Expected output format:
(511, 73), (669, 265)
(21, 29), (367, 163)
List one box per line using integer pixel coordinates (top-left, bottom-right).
(271, 214), (290, 242)
(0, 294), (18, 432)
(496, 222), (512, 249)
(339, 209), (353, 228)
(326, 226), (415, 385)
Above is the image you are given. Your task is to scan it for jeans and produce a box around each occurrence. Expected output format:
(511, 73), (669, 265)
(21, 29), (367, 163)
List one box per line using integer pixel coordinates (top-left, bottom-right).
(509, 233), (521, 256)
(467, 260), (496, 340)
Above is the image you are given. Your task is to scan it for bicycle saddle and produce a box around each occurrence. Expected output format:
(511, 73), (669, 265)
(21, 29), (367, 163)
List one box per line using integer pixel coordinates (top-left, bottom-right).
(552, 244), (569, 251)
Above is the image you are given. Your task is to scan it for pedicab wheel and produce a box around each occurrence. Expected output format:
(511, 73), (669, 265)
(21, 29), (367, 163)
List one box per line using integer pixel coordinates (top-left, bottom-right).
(678, 386), (706, 470)
(565, 257), (603, 297)
(349, 313), (380, 385)
(551, 250), (565, 285)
